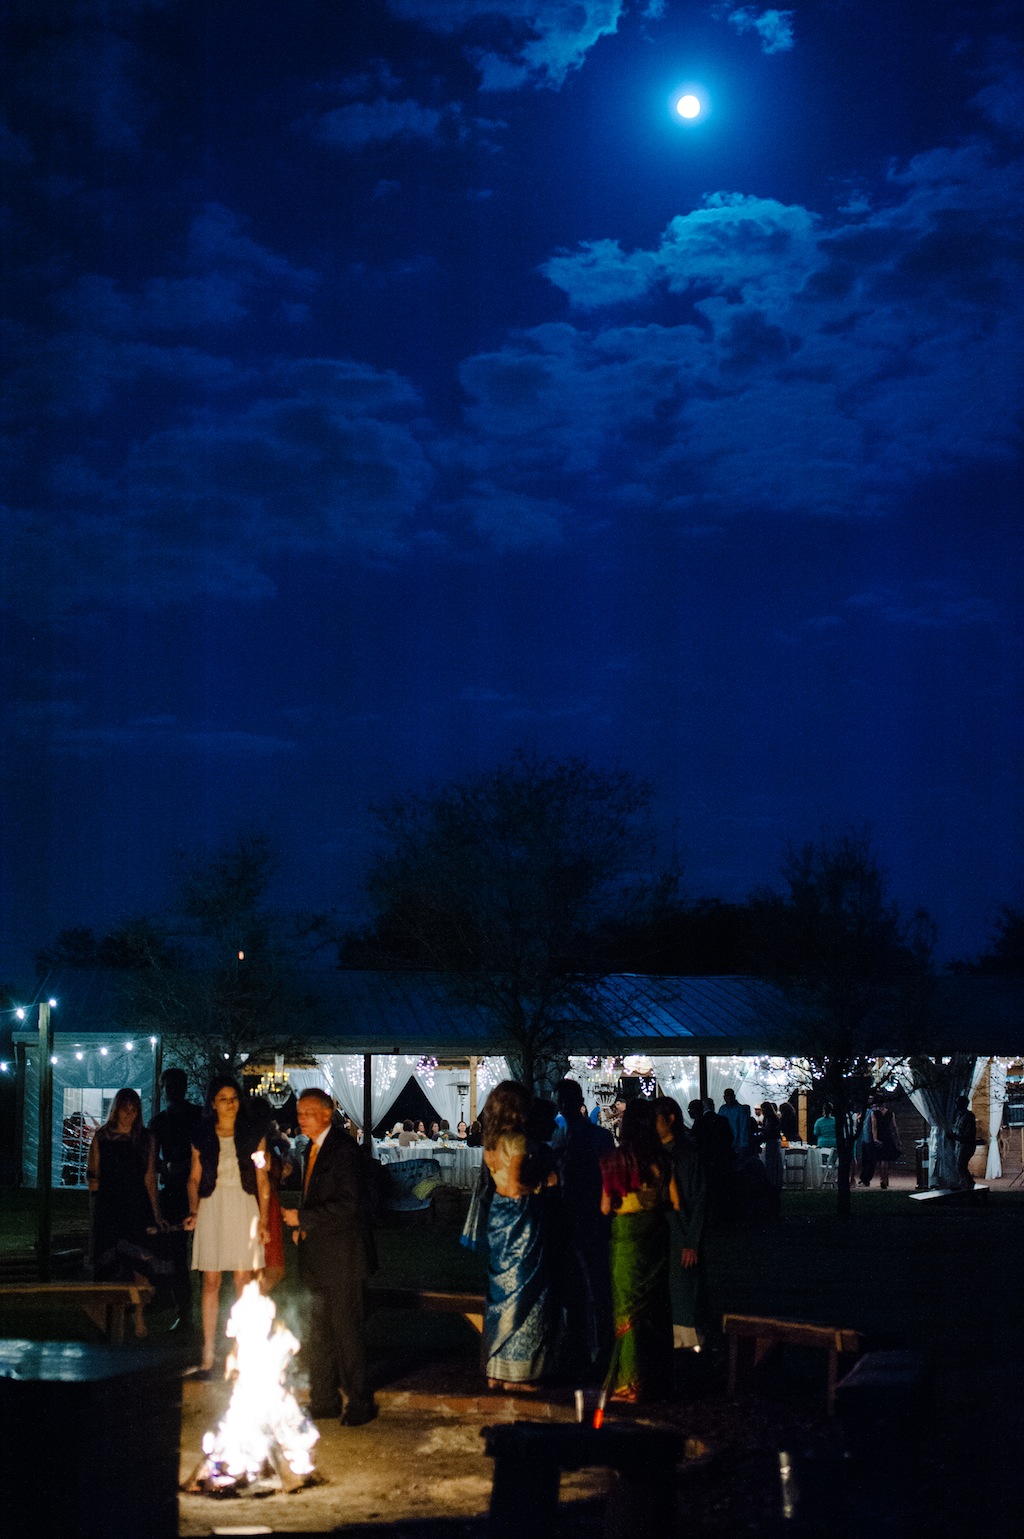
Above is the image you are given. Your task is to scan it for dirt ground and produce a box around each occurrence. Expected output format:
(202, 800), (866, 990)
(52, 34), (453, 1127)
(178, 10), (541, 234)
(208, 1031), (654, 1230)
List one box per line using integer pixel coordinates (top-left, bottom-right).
(177, 1373), (613, 1536)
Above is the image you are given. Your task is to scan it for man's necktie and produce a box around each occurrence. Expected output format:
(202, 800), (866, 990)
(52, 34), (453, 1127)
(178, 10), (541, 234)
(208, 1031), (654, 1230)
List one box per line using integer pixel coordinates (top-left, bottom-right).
(304, 1141), (319, 1197)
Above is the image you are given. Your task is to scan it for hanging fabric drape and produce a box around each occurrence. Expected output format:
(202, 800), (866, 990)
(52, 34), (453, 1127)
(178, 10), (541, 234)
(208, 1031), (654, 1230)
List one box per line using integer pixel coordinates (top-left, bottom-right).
(903, 1057), (977, 1188)
(312, 1055), (413, 1137)
(421, 1069), (472, 1129)
(475, 1057), (511, 1104)
(987, 1059), (1006, 1179)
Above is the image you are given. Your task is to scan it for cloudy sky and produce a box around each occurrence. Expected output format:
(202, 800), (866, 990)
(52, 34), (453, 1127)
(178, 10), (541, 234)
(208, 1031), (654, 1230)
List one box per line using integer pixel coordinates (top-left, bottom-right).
(2, 0), (1021, 976)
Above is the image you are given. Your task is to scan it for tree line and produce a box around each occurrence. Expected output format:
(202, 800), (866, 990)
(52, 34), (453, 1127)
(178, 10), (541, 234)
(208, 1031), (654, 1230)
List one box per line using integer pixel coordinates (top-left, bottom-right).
(24, 753), (1022, 1215)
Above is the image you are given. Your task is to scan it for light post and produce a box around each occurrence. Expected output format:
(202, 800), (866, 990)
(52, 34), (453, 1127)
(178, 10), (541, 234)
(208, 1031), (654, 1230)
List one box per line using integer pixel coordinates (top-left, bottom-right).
(36, 999), (53, 1282)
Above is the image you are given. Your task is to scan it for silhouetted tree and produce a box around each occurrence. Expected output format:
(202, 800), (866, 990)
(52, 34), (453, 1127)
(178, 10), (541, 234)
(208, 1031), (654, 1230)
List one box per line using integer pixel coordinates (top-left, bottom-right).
(346, 753), (671, 1091)
(949, 906), (1024, 975)
(37, 833), (320, 1085)
(595, 896), (758, 974)
(750, 829), (933, 1217)
(36, 918), (175, 975)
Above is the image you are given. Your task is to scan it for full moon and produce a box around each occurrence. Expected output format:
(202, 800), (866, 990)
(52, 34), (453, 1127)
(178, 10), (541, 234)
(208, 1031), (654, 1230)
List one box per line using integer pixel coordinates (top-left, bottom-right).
(676, 94), (701, 119)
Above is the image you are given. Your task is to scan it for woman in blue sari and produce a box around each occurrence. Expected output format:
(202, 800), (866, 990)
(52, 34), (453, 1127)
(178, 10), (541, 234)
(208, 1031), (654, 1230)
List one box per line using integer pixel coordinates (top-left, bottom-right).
(475, 1080), (558, 1389)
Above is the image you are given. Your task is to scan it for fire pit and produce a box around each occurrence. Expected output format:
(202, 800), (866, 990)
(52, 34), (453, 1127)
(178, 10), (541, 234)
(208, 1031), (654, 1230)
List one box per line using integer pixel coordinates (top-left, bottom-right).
(184, 1282), (319, 1498)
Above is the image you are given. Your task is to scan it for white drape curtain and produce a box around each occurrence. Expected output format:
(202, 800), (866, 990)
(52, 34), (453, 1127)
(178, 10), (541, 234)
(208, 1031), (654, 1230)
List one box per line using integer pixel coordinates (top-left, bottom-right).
(903, 1057), (978, 1188)
(475, 1057), (511, 1104)
(987, 1059), (1006, 1179)
(562, 1054), (791, 1126)
(294, 1056), (413, 1142)
(423, 1069), (471, 1128)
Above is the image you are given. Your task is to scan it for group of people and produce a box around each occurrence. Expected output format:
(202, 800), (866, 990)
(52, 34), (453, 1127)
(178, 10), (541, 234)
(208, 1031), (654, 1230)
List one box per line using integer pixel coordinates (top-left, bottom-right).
(385, 1118), (481, 1146)
(466, 1079), (709, 1405)
(88, 1070), (379, 1425)
(88, 1065), (924, 1420)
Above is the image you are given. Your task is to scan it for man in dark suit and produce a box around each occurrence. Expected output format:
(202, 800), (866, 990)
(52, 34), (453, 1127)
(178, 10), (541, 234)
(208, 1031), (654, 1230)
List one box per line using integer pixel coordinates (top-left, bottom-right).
(281, 1088), (377, 1425)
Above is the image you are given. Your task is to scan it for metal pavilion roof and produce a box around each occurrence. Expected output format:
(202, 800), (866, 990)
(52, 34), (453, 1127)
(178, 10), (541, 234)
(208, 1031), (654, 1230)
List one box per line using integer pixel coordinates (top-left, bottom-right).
(13, 968), (1024, 1058)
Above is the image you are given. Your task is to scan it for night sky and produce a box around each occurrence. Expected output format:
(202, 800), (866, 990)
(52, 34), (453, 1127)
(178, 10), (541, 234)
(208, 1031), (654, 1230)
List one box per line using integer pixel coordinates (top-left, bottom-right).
(2, 0), (1022, 978)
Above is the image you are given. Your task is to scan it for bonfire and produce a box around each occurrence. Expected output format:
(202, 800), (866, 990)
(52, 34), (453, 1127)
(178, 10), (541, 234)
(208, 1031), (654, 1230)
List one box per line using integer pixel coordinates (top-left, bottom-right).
(185, 1282), (319, 1497)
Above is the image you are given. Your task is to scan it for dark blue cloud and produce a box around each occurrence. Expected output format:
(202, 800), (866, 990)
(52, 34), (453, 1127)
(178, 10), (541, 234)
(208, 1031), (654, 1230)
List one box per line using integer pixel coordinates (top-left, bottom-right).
(386, 0), (629, 88)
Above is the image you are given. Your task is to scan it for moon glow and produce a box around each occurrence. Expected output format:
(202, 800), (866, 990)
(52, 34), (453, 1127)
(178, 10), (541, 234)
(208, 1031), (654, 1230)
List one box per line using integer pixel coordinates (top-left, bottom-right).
(676, 94), (701, 119)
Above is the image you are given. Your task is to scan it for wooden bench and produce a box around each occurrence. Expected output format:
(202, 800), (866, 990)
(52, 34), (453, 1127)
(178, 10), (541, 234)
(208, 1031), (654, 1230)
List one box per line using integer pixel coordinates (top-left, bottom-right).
(0, 1282), (154, 1343)
(722, 1312), (863, 1414)
(366, 1285), (485, 1336)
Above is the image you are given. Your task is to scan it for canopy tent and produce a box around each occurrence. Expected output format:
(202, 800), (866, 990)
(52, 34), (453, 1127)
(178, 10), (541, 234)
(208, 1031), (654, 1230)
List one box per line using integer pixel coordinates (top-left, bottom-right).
(9, 967), (1022, 1187)
(16, 1032), (158, 1189)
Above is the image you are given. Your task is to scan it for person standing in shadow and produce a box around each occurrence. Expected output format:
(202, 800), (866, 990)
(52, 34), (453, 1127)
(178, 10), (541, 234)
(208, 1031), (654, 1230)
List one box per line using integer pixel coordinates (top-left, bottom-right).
(149, 1068), (202, 1329)
(554, 1078), (614, 1381)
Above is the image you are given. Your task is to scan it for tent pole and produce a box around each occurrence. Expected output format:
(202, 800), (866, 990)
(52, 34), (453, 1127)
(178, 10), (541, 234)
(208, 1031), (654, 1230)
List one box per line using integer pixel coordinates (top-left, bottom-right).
(36, 1000), (53, 1283)
(362, 1053), (373, 1155)
(151, 1035), (163, 1122)
(698, 1055), (709, 1105)
(469, 1056), (478, 1125)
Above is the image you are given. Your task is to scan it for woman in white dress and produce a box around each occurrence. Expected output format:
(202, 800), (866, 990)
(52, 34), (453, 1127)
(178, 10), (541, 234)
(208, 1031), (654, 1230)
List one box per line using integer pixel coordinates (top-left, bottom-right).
(184, 1076), (271, 1375)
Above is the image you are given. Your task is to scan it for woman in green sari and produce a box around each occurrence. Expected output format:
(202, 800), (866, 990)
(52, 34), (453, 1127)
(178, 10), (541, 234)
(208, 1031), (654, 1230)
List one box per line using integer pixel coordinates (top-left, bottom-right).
(599, 1099), (677, 1403)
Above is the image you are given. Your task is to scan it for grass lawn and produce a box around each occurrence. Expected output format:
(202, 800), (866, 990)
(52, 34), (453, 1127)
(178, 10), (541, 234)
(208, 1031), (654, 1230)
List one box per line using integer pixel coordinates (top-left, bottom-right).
(2, 1182), (1020, 1397)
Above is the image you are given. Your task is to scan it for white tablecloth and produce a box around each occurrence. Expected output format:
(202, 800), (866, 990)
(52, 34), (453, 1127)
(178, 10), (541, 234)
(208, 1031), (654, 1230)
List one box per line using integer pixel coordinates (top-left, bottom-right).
(782, 1145), (832, 1190)
(377, 1141), (483, 1190)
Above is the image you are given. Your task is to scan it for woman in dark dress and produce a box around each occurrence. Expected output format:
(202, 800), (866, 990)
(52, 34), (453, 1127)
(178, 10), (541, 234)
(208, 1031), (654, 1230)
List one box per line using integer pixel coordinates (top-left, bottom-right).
(870, 1102), (903, 1189)
(758, 1102), (784, 1190)
(87, 1087), (166, 1337)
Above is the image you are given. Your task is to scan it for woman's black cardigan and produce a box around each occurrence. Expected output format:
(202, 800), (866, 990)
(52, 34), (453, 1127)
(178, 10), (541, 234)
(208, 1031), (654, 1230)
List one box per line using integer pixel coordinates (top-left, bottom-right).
(193, 1116), (262, 1198)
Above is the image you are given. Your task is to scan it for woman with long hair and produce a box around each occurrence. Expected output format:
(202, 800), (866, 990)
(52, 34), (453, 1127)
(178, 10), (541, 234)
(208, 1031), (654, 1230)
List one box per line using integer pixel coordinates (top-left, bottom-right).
(758, 1102), (784, 1190)
(654, 1096), (707, 1353)
(87, 1087), (167, 1338)
(184, 1076), (271, 1376)
(600, 1097), (677, 1402)
(479, 1079), (558, 1390)
(870, 1100), (903, 1190)
(250, 1096), (293, 1294)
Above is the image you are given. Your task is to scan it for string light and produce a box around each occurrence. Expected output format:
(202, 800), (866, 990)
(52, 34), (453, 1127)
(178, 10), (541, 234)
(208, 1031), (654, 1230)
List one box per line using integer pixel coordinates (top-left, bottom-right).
(0, 1062), (9, 1073)
(15, 1009), (25, 1020)
(50, 1055), (58, 1065)
(75, 1052), (84, 1061)
(125, 1043), (134, 1051)
(48, 999), (57, 1008)
(416, 1054), (438, 1089)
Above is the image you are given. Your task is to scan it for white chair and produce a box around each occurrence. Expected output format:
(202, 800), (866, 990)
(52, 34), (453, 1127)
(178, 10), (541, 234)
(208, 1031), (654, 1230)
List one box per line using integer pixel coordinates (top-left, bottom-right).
(819, 1148), (838, 1189)
(783, 1148), (808, 1189)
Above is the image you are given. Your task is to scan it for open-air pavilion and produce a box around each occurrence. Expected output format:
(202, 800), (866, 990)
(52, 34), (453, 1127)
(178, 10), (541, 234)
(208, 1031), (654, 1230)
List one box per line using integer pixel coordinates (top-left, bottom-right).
(8, 967), (1024, 1196)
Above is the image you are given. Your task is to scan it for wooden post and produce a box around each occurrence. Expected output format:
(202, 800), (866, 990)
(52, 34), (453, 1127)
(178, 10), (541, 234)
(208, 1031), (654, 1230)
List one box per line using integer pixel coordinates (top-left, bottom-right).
(469, 1056), (478, 1124)
(151, 1035), (163, 1123)
(362, 1053), (373, 1155)
(798, 1089), (808, 1143)
(698, 1055), (709, 1105)
(36, 1000), (53, 1283)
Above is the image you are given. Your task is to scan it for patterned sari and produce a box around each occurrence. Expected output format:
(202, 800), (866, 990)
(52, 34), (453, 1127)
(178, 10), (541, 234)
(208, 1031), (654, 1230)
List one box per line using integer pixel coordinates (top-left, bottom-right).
(485, 1191), (557, 1383)
(603, 1161), (672, 1400)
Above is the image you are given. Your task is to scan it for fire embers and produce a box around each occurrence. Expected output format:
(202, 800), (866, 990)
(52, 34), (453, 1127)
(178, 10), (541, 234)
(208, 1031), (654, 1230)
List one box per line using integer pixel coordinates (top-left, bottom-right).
(185, 1282), (319, 1498)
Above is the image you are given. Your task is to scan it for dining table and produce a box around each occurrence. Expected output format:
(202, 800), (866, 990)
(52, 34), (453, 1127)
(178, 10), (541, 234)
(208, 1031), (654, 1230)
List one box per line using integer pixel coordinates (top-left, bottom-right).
(376, 1140), (483, 1190)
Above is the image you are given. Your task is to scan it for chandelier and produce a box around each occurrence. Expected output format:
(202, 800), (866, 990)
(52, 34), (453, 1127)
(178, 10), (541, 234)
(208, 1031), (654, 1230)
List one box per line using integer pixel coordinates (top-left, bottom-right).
(257, 1054), (291, 1109)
